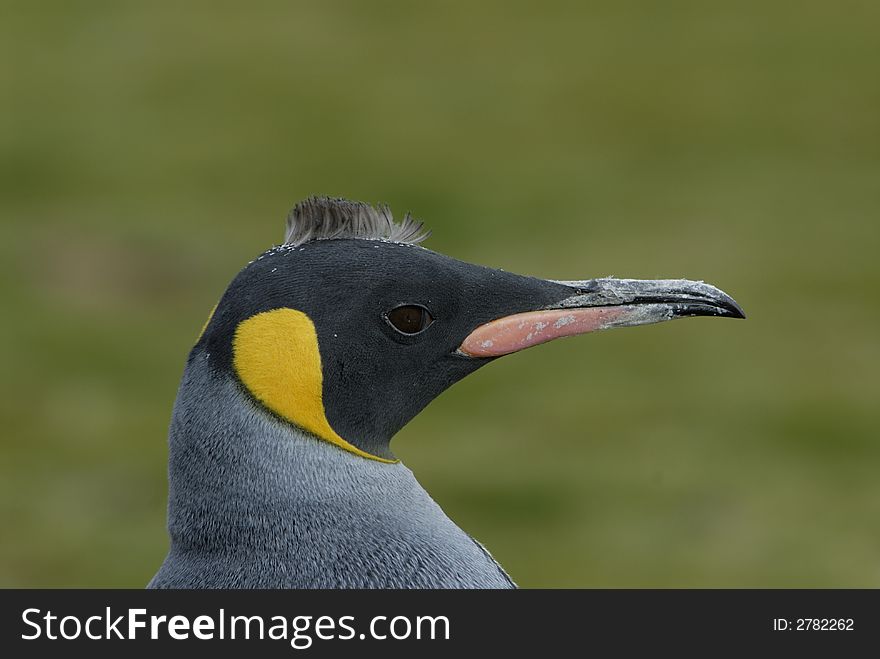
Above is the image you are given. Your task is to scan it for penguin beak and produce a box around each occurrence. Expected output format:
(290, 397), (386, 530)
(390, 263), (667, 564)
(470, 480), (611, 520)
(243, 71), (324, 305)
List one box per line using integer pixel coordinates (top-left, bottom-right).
(459, 277), (745, 358)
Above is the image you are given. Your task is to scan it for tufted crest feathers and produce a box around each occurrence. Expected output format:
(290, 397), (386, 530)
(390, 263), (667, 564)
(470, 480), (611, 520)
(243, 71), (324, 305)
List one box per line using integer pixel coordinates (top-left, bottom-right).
(284, 196), (431, 247)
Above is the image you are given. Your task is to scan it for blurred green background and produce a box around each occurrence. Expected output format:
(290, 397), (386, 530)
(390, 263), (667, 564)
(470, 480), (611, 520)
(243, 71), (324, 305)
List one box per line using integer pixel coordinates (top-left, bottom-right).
(1, 0), (878, 587)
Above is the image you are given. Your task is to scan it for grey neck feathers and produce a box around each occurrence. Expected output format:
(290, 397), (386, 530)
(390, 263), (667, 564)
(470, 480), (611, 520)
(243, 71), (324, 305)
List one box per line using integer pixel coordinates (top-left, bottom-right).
(149, 351), (515, 588)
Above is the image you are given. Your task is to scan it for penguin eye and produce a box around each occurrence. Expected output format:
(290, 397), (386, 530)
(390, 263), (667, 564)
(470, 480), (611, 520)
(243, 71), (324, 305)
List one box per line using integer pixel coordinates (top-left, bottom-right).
(386, 305), (434, 335)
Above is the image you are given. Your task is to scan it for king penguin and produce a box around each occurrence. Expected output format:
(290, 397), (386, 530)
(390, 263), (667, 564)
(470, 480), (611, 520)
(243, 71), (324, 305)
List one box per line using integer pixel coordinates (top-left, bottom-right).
(148, 197), (744, 589)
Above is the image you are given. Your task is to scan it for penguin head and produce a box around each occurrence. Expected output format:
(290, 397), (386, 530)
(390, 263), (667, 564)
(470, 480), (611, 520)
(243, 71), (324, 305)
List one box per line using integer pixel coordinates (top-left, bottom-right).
(197, 197), (744, 462)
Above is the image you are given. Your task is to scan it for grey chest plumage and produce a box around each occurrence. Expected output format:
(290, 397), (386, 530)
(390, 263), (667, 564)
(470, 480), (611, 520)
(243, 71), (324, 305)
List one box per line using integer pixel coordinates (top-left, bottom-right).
(148, 355), (515, 589)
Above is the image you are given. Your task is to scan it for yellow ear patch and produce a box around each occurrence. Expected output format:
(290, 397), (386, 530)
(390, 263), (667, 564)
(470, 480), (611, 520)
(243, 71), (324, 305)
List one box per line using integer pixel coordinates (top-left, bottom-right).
(232, 308), (395, 463)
